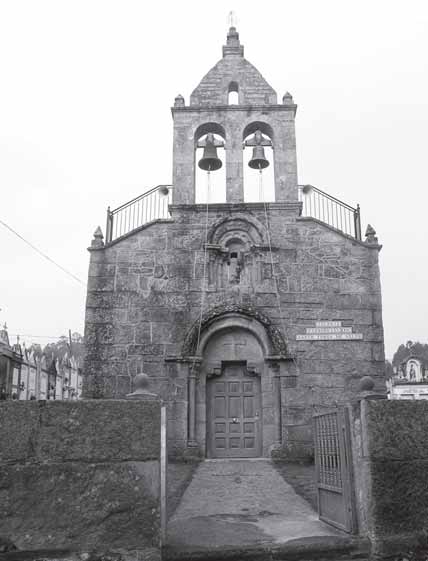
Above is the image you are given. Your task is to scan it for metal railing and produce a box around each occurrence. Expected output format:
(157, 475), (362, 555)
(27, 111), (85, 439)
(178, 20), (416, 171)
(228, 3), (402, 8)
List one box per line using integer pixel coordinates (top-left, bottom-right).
(298, 184), (361, 240)
(106, 185), (173, 243)
(105, 183), (361, 243)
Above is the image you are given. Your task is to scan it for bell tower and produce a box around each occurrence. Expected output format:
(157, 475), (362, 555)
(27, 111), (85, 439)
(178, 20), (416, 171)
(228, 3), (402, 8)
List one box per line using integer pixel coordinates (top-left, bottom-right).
(171, 26), (298, 204)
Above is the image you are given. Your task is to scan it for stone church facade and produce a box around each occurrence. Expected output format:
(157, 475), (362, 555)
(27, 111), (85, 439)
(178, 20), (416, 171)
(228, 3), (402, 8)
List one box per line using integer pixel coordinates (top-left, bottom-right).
(83, 27), (385, 459)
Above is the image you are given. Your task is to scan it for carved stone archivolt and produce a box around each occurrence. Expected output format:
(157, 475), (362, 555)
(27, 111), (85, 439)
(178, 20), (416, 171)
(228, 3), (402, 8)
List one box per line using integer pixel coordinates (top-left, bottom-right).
(207, 214), (266, 246)
(182, 303), (288, 357)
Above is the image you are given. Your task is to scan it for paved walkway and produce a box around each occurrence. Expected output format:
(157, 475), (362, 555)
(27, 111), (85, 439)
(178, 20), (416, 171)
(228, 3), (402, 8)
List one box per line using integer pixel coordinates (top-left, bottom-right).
(167, 459), (341, 550)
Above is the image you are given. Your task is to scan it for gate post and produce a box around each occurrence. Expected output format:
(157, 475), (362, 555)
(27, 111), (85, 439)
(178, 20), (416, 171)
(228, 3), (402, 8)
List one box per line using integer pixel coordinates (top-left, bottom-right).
(346, 376), (387, 537)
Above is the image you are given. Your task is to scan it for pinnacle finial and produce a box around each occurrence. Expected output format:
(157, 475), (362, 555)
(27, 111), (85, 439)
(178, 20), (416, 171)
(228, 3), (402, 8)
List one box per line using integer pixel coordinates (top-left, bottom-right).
(91, 226), (104, 248)
(174, 94), (185, 108)
(365, 224), (378, 244)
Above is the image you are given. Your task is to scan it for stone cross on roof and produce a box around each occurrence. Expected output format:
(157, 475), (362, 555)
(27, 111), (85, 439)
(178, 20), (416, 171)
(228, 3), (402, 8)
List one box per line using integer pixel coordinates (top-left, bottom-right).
(228, 11), (237, 28)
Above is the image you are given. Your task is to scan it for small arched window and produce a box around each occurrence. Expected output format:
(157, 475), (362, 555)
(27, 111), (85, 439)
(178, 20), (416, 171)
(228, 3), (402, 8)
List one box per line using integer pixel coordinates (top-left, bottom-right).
(228, 82), (239, 105)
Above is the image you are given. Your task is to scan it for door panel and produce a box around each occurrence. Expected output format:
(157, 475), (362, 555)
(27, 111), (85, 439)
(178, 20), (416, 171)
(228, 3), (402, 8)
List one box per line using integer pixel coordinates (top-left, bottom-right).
(207, 363), (262, 458)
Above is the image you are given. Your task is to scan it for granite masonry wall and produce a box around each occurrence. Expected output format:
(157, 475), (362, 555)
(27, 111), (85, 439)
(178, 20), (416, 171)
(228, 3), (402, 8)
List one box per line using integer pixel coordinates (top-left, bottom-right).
(0, 400), (161, 557)
(83, 202), (385, 459)
(350, 399), (428, 559)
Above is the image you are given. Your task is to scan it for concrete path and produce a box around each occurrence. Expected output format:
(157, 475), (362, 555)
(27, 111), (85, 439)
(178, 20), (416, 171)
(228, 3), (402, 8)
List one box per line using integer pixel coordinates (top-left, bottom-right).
(167, 459), (342, 550)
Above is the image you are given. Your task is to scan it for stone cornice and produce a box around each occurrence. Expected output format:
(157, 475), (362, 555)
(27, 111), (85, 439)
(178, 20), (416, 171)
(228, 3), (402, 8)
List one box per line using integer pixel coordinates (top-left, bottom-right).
(171, 104), (298, 117)
(297, 216), (383, 250)
(169, 202), (302, 213)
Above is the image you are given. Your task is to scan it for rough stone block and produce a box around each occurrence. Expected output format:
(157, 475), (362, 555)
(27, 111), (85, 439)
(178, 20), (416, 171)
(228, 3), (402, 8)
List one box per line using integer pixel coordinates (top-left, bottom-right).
(368, 458), (428, 537)
(366, 400), (428, 461)
(0, 460), (159, 551)
(0, 400), (161, 554)
(0, 401), (161, 463)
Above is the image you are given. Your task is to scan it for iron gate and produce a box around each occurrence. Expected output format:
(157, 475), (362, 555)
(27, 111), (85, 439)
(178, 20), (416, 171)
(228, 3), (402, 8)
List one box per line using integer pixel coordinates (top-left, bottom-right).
(313, 407), (356, 533)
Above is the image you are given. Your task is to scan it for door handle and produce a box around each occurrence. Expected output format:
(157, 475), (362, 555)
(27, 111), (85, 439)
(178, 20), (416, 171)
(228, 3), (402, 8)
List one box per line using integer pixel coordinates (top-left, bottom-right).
(232, 417), (238, 423)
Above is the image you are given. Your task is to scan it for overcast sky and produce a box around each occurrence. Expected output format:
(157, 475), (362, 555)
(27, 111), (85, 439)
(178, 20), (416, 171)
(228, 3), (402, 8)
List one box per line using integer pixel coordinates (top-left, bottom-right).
(1, 0), (427, 359)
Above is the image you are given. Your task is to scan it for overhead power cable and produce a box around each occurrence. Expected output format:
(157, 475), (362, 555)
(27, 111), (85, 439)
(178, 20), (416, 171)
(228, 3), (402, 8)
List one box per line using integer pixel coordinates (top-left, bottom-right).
(9, 333), (70, 339)
(0, 218), (86, 287)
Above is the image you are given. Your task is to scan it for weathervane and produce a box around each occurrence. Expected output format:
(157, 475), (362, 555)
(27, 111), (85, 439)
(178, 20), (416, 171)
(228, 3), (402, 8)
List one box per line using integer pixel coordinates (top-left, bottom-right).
(228, 10), (237, 28)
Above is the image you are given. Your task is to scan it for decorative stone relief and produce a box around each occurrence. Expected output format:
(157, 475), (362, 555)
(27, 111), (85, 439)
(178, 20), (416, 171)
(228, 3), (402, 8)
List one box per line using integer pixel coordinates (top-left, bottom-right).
(246, 362), (261, 377)
(206, 362), (222, 378)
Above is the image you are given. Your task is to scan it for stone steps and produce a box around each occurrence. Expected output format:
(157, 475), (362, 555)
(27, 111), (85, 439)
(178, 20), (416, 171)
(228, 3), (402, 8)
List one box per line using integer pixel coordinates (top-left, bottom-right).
(162, 535), (370, 561)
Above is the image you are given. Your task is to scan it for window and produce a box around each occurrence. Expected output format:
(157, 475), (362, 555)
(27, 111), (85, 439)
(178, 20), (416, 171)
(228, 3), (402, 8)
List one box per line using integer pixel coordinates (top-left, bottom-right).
(228, 82), (239, 105)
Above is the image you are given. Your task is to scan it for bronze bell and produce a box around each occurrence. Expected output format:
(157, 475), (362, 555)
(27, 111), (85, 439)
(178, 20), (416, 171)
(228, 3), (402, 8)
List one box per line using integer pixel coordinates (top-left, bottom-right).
(248, 145), (270, 169)
(198, 133), (223, 171)
(248, 130), (270, 170)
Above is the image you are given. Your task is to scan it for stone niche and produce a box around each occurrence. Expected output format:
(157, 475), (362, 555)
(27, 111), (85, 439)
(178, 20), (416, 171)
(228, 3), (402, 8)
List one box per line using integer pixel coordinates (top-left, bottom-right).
(206, 214), (267, 290)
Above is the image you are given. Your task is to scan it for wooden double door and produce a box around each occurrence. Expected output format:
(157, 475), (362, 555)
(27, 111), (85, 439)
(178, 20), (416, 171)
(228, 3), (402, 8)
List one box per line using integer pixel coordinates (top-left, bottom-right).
(207, 362), (262, 458)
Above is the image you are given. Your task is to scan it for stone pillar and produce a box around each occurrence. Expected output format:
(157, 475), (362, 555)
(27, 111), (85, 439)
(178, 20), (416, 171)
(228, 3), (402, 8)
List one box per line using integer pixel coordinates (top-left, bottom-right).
(274, 102), (298, 202)
(225, 121), (244, 202)
(347, 376), (387, 538)
(171, 111), (195, 205)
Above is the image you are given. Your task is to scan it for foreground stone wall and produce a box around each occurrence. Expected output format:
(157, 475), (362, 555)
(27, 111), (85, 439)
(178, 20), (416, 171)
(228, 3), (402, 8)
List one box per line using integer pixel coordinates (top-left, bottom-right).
(351, 399), (428, 558)
(83, 203), (384, 459)
(0, 400), (160, 556)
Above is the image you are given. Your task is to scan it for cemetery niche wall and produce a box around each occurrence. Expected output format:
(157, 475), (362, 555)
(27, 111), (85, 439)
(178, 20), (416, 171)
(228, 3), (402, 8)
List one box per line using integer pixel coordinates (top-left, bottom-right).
(387, 355), (428, 400)
(83, 25), (386, 460)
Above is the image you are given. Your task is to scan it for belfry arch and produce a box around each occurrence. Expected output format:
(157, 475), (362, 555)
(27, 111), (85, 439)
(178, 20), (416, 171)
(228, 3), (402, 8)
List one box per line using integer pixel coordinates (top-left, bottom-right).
(180, 305), (292, 458)
(194, 123), (226, 204)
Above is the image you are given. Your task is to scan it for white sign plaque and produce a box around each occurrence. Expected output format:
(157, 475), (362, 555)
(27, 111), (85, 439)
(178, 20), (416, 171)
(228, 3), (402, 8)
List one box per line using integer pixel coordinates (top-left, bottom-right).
(315, 321), (342, 328)
(306, 327), (353, 334)
(297, 321), (363, 341)
(297, 333), (363, 341)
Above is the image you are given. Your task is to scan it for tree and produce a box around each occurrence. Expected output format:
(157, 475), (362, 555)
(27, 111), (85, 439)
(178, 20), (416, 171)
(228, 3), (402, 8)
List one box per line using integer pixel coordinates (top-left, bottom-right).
(27, 333), (85, 363)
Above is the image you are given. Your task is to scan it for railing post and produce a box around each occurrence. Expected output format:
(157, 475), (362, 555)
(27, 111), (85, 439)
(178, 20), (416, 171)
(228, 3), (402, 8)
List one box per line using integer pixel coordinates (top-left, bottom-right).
(105, 207), (113, 243)
(354, 204), (362, 241)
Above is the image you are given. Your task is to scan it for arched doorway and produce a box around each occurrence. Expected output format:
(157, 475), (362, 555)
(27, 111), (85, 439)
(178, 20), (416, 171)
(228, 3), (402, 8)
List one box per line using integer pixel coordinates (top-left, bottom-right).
(181, 306), (290, 459)
(203, 327), (263, 458)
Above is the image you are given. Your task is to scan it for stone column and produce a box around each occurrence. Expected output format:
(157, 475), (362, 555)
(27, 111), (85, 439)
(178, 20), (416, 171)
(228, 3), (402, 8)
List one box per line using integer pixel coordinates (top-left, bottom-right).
(188, 370), (197, 446)
(187, 361), (201, 447)
(271, 363), (282, 445)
